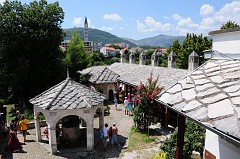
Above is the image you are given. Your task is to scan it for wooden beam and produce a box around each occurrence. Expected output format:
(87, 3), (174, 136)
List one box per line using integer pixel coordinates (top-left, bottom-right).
(160, 104), (165, 127)
(176, 114), (186, 159)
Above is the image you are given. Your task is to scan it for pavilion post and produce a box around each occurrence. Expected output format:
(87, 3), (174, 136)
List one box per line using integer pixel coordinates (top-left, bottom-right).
(87, 118), (94, 151)
(99, 104), (104, 128)
(160, 104), (165, 127)
(48, 123), (57, 154)
(34, 109), (41, 142)
(176, 114), (186, 159)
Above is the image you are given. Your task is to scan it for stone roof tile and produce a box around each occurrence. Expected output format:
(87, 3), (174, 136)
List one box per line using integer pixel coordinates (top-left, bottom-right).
(30, 78), (105, 110)
(157, 59), (240, 141)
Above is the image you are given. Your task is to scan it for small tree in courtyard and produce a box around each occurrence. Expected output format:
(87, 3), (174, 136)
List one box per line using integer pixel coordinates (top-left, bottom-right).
(133, 73), (163, 130)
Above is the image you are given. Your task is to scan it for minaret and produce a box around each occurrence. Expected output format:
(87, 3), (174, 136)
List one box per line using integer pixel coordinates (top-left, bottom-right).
(188, 51), (199, 71)
(151, 51), (159, 66)
(139, 51), (146, 65)
(168, 51), (177, 68)
(84, 17), (88, 42)
(129, 52), (135, 64)
(120, 52), (126, 63)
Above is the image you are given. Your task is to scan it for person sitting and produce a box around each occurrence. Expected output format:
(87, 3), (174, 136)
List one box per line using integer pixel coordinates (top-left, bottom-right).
(43, 126), (49, 139)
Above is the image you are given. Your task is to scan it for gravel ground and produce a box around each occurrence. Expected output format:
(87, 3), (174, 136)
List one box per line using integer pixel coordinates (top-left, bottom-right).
(0, 103), (172, 159)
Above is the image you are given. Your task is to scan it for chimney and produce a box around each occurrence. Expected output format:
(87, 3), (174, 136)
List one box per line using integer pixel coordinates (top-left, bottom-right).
(139, 51), (146, 65)
(168, 51), (177, 68)
(151, 51), (159, 66)
(129, 52), (135, 64)
(188, 51), (199, 71)
(120, 52), (126, 63)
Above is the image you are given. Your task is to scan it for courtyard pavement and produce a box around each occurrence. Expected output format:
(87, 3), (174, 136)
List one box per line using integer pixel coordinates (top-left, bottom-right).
(0, 103), (173, 159)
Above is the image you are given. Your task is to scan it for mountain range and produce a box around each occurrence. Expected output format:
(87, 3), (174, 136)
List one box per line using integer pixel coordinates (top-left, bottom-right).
(64, 27), (186, 48)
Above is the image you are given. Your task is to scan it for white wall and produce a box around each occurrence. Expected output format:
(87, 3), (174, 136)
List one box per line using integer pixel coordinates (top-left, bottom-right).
(212, 31), (240, 54)
(205, 130), (240, 159)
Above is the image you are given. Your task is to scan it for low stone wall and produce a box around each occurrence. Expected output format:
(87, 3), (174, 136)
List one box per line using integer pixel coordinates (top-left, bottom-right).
(28, 120), (47, 129)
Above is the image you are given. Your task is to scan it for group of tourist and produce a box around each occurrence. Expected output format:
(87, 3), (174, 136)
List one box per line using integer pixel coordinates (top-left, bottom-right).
(3, 110), (28, 153)
(100, 122), (119, 150)
(124, 96), (134, 116)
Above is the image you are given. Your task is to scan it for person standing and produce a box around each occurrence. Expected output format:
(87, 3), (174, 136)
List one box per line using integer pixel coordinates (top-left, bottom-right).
(102, 123), (109, 149)
(124, 97), (129, 115)
(14, 111), (21, 132)
(18, 116), (28, 143)
(114, 97), (118, 110)
(110, 122), (118, 147)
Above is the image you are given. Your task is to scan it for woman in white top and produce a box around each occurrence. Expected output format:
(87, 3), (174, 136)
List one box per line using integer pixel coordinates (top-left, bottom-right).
(102, 123), (109, 149)
(124, 97), (129, 115)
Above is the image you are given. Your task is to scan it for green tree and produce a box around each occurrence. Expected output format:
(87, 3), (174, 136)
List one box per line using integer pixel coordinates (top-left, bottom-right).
(63, 29), (88, 80)
(174, 33), (211, 69)
(221, 20), (239, 29)
(160, 120), (205, 159)
(87, 52), (106, 67)
(0, 0), (65, 105)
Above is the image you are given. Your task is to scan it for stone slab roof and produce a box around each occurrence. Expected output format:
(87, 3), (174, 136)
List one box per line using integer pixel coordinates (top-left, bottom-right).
(209, 27), (240, 35)
(108, 63), (189, 89)
(157, 59), (240, 141)
(81, 66), (119, 84)
(29, 78), (105, 110)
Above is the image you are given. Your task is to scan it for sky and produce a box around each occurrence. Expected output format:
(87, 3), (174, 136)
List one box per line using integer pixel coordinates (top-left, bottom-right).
(1, 0), (240, 40)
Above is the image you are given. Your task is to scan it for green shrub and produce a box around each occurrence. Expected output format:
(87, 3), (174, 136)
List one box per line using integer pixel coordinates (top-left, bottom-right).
(160, 120), (205, 159)
(154, 151), (166, 159)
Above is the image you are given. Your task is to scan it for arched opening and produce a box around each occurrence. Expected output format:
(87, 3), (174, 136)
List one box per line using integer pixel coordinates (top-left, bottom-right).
(40, 114), (89, 152)
(109, 89), (114, 101)
(57, 115), (87, 150)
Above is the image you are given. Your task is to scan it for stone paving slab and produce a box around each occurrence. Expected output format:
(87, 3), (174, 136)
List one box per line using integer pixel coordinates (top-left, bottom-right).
(1, 103), (170, 159)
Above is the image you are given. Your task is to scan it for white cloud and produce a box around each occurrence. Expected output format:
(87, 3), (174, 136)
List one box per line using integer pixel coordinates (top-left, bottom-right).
(103, 13), (122, 21)
(198, 1), (240, 33)
(137, 16), (172, 32)
(73, 17), (83, 26)
(100, 26), (114, 31)
(200, 4), (214, 16)
(178, 17), (199, 28)
(172, 14), (182, 20)
(119, 27), (123, 30)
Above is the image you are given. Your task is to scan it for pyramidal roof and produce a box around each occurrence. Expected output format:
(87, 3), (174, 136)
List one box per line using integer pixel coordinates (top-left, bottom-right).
(29, 77), (105, 110)
(81, 66), (119, 84)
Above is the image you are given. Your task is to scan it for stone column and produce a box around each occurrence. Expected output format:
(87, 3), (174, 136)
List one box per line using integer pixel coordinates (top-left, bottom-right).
(48, 123), (57, 154)
(87, 118), (94, 151)
(188, 51), (199, 71)
(151, 52), (159, 66)
(34, 110), (41, 142)
(168, 51), (177, 68)
(120, 52), (126, 63)
(139, 52), (146, 65)
(129, 52), (135, 64)
(99, 104), (104, 128)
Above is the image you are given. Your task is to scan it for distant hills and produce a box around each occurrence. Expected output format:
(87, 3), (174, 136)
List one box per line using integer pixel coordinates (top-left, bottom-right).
(122, 34), (186, 48)
(64, 27), (186, 48)
(64, 27), (137, 47)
